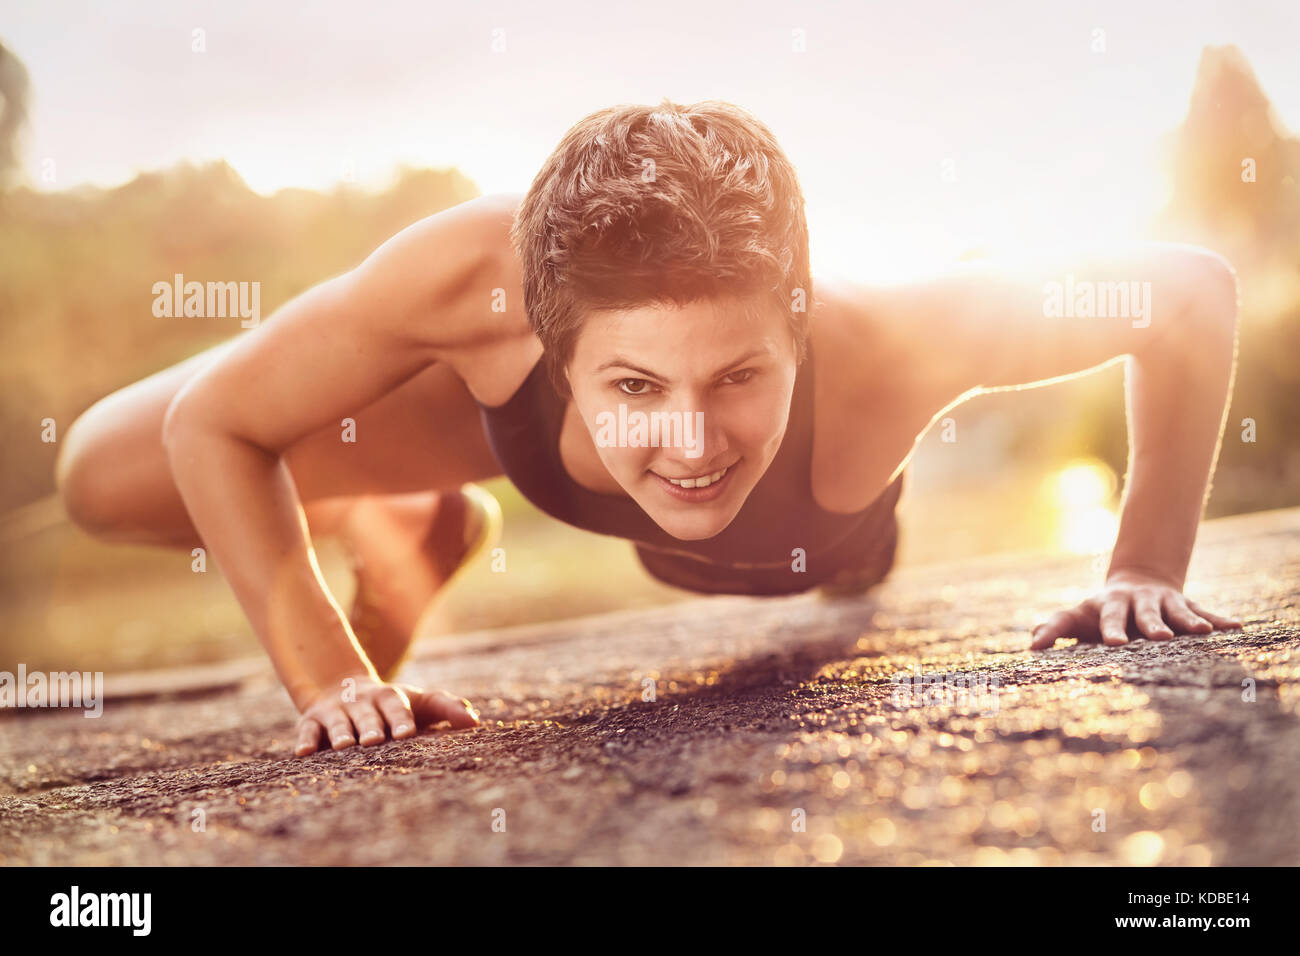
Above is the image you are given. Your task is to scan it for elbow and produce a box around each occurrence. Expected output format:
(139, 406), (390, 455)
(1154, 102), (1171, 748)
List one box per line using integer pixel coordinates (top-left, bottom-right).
(162, 386), (278, 468)
(160, 387), (207, 464)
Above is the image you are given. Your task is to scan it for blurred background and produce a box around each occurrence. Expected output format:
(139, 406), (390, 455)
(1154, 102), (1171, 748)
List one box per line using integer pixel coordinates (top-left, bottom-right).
(1, 1), (1297, 675)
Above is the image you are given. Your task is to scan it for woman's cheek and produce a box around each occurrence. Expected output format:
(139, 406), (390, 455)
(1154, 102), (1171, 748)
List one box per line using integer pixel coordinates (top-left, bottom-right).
(603, 444), (653, 477)
(731, 393), (790, 451)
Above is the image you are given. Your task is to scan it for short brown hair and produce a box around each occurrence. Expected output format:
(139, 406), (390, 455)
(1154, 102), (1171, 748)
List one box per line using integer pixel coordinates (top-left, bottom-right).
(510, 99), (813, 396)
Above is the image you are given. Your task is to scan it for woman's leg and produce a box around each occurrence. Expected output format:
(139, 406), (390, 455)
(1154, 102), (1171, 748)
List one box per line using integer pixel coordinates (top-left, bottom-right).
(55, 339), (506, 677)
(56, 338), (503, 546)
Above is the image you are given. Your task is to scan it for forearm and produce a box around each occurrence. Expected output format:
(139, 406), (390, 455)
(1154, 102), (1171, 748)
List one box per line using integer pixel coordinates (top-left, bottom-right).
(1107, 297), (1239, 588)
(164, 425), (375, 709)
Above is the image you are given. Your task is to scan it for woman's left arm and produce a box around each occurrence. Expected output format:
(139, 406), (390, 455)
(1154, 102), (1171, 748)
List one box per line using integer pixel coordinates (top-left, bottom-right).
(1033, 247), (1243, 647)
(1056, 249), (1242, 646)
(869, 241), (1244, 648)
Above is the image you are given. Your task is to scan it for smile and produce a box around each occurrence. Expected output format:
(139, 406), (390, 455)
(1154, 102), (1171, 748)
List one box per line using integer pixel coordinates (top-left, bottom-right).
(649, 463), (737, 503)
(660, 465), (730, 489)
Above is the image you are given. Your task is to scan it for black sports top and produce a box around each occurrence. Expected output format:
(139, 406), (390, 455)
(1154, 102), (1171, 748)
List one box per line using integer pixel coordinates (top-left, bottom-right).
(475, 340), (904, 596)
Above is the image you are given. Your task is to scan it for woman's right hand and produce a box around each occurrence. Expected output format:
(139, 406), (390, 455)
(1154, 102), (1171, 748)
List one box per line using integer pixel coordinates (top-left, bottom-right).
(293, 676), (481, 756)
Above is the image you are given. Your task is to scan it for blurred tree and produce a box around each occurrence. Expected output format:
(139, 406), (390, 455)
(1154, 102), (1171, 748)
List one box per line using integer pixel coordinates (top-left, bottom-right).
(0, 42), (29, 190)
(1156, 44), (1300, 267)
(1154, 44), (1300, 516)
(0, 160), (477, 510)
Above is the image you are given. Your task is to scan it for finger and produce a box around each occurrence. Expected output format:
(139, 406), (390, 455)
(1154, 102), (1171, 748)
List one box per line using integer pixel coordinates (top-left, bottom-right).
(1098, 599), (1131, 646)
(410, 689), (481, 729)
(295, 718), (325, 757)
(1184, 598), (1243, 631)
(1030, 610), (1079, 649)
(345, 701), (388, 746)
(1133, 592), (1174, 641)
(375, 689), (417, 740)
(322, 709), (358, 750)
(1161, 594), (1213, 635)
(1030, 622), (1063, 650)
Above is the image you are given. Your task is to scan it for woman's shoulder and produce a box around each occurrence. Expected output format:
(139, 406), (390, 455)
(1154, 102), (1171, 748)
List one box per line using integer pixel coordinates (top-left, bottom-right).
(809, 269), (981, 404)
(809, 274), (916, 396)
(363, 193), (539, 403)
(806, 273), (949, 513)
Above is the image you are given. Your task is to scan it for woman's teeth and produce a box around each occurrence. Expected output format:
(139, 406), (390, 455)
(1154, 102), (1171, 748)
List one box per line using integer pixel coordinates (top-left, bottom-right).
(665, 466), (729, 489)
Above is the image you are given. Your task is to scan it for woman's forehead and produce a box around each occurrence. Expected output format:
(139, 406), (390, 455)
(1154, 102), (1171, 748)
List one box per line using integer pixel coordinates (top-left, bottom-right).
(577, 296), (788, 346)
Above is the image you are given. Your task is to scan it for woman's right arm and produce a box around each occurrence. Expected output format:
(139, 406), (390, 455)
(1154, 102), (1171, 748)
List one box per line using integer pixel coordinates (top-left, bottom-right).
(161, 196), (509, 744)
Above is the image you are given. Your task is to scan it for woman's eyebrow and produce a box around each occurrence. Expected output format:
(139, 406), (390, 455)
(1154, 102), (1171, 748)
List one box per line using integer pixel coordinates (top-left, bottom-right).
(595, 347), (770, 380)
(595, 357), (664, 379)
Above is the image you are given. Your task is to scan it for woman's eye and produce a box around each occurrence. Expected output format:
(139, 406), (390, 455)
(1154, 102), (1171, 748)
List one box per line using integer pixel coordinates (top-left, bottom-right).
(723, 368), (755, 385)
(617, 378), (653, 396)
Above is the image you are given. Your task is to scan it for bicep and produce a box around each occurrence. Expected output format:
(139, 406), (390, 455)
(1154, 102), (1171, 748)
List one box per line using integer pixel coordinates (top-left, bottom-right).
(887, 242), (1231, 396)
(166, 200), (497, 452)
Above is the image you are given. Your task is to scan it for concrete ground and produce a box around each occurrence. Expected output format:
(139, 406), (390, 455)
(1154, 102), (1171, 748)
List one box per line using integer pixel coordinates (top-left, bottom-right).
(2, 507), (1297, 866)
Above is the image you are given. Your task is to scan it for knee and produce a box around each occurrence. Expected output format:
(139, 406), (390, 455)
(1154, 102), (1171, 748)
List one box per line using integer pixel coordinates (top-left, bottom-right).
(55, 402), (129, 537)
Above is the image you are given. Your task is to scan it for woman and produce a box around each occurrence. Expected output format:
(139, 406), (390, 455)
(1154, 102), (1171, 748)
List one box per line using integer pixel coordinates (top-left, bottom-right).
(55, 99), (1243, 756)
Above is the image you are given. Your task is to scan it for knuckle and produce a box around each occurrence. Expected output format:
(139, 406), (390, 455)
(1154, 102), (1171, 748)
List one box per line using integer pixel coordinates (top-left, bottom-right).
(385, 701), (414, 721)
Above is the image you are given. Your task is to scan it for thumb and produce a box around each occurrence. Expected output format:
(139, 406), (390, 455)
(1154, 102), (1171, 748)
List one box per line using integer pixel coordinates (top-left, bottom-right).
(408, 688), (481, 729)
(1030, 608), (1083, 650)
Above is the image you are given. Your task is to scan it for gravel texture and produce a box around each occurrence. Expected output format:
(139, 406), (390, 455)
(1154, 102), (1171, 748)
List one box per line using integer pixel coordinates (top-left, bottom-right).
(2, 508), (1297, 866)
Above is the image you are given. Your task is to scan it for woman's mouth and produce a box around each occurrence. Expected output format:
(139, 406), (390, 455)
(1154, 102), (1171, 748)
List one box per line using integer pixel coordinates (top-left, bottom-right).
(649, 463), (735, 502)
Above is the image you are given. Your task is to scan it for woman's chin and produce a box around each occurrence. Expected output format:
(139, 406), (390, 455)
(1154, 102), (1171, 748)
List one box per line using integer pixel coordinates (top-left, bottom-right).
(640, 499), (740, 541)
(619, 468), (755, 540)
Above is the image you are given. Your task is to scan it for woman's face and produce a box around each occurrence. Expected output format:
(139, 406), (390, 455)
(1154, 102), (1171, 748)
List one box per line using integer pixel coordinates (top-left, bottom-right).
(565, 296), (797, 541)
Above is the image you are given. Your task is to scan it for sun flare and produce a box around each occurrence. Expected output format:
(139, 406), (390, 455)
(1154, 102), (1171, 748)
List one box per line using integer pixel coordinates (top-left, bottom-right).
(1050, 459), (1120, 555)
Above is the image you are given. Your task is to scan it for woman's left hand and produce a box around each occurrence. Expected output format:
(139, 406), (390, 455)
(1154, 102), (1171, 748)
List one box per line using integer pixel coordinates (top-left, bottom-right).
(1030, 568), (1243, 649)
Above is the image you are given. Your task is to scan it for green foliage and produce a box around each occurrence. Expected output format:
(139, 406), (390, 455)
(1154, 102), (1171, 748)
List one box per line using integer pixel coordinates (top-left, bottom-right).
(0, 162), (478, 508)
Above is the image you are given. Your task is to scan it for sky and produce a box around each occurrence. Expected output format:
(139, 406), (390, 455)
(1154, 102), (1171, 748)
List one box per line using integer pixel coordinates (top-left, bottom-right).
(5, 0), (1299, 278)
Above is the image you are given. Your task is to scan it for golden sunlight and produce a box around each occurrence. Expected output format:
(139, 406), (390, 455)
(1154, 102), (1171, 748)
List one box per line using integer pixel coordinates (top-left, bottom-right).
(1050, 459), (1120, 555)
